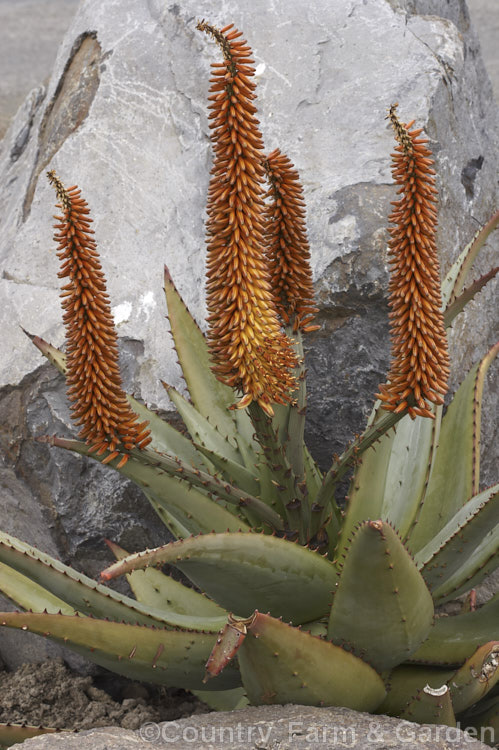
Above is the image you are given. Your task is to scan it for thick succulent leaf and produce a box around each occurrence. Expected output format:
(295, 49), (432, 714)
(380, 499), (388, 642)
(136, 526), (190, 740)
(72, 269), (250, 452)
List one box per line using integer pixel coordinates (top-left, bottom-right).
(0, 561), (76, 615)
(0, 724), (60, 747)
(380, 644), (499, 719)
(238, 612), (386, 710)
(450, 642), (499, 714)
(459, 695), (499, 747)
(335, 408), (440, 563)
(382, 412), (441, 539)
(193, 443), (261, 500)
(328, 520), (434, 671)
(126, 394), (209, 469)
(26, 331), (67, 374)
(247, 402), (311, 540)
(303, 445), (323, 499)
(101, 532), (336, 625)
(377, 664), (454, 717)
(191, 687), (249, 712)
(105, 540), (225, 617)
(165, 384), (243, 466)
(441, 209), (499, 308)
(400, 684), (456, 726)
(271, 329), (311, 487)
(417, 485), (499, 598)
(432, 549), (499, 603)
(163, 265), (238, 439)
(128, 444), (282, 531)
(331, 434), (391, 561)
(444, 267), (499, 329)
(46, 436), (257, 534)
(270, 400), (293, 451)
(232, 409), (261, 467)
(317, 409), (401, 507)
(411, 593), (499, 665)
(0, 531), (225, 632)
(317, 409), (402, 557)
(131, 443), (282, 529)
(26, 332), (209, 471)
(0, 611), (241, 691)
(121, 458), (249, 534)
(406, 341), (499, 553)
(143, 491), (198, 539)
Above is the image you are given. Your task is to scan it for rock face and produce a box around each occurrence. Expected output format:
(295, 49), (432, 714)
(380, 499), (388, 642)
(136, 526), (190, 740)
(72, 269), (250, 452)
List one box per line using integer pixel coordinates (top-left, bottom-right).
(0, 0), (497, 668)
(0, 0), (80, 138)
(10, 704), (493, 750)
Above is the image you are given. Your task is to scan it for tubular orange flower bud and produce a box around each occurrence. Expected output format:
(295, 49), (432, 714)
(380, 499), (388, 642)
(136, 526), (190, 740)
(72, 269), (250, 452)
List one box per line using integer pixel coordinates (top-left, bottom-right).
(197, 22), (297, 416)
(47, 171), (151, 463)
(264, 149), (319, 333)
(376, 106), (450, 419)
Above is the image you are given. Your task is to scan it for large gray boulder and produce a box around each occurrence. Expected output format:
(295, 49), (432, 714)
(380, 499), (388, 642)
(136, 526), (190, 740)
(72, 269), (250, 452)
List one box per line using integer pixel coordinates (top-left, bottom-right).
(0, 0), (497, 668)
(10, 704), (493, 750)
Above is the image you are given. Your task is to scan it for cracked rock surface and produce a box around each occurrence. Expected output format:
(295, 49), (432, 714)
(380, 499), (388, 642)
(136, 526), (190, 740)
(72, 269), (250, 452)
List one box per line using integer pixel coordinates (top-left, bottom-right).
(0, 0), (498, 668)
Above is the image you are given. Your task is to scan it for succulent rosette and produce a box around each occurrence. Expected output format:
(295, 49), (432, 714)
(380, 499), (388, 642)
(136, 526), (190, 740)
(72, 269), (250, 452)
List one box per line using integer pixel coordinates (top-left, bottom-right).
(1, 22), (498, 747)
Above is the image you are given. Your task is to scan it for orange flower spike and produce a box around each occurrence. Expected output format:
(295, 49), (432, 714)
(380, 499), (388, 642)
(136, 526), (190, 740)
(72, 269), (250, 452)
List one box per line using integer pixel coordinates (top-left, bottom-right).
(376, 105), (450, 419)
(197, 22), (298, 416)
(47, 171), (151, 457)
(264, 149), (319, 333)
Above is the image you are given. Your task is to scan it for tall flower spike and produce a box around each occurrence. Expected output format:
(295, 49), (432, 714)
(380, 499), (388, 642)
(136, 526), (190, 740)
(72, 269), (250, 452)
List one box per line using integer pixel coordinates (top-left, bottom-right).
(264, 149), (319, 333)
(47, 171), (151, 466)
(377, 106), (450, 419)
(197, 21), (298, 417)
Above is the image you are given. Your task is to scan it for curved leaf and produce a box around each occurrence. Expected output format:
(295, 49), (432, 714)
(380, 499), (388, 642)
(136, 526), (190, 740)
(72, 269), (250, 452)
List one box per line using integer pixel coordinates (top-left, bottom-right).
(105, 539), (225, 617)
(450, 642), (499, 714)
(163, 265), (238, 439)
(441, 210), (499, 308)
(401, 684), (456, 726)
(406, 341), (499, 553)
(45, 436), (255, 534)
(411, 593), (499, 665)
(328, 520), (434, 671)
(0, 611), (240, 691)
(377, 664), (454, 716)
(165, 385), (242, 464)
(417, 484), (499, 599)
(0, 531), (225, 632)
(0, 561), (76, 615)
(238, 612), (386, 710)
(101, 532), (337, 625)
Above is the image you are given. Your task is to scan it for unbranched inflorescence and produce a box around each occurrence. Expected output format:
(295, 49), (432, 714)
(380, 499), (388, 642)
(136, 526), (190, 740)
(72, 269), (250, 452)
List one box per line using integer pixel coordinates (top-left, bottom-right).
(377, 105), (450, 419)
(48, 171), (151, 466)
(264, 149), (319, 333)
(197, 21), (302, 417)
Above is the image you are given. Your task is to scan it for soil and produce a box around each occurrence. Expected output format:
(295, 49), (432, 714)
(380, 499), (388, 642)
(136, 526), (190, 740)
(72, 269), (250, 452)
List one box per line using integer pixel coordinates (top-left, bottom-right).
(0, 658), (210, 730)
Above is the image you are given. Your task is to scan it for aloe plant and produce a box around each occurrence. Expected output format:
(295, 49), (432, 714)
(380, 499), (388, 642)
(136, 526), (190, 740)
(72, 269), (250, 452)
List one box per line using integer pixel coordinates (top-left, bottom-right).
(1, 20), (498, 748)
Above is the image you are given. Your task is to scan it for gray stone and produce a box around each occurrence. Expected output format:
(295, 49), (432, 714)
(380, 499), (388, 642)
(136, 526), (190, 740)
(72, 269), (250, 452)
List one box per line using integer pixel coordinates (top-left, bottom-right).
(0, 0), (497, 667)
(10, 705), (493, 749)
(0, 0), (80, 139)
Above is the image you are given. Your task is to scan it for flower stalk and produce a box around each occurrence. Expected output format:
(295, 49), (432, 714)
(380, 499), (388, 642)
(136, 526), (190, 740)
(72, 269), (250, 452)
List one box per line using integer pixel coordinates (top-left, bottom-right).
(47, 171), (151, 466)
(197, 21), (298, 417)
(377, 105), (450, 419)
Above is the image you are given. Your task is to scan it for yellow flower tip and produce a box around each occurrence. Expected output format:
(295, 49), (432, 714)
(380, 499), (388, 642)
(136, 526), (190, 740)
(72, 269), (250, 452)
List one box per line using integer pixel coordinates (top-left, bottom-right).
(257, 398), (275, 418)
(201, 22), (297, 412)
(235, 393), (254, 411)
